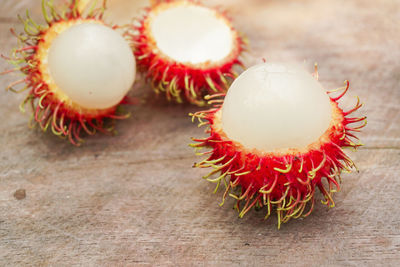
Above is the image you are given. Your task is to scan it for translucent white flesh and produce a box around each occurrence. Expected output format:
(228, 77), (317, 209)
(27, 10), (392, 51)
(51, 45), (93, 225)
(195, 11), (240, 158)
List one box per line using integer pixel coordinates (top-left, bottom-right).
(48, 23), (136, 109)
(221, 63), (332, 152)
(150, 2), (234, 64)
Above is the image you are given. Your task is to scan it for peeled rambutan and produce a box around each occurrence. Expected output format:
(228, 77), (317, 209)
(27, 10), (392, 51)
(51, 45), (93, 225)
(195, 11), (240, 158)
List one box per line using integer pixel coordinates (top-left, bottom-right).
(1, 0), (136, 145)
(129, 0), (246, 106)
(190, 62), (366, 228)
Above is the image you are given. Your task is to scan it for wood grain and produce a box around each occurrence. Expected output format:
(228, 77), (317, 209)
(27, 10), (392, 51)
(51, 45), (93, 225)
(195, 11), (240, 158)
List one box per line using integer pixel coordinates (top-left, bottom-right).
(0, 0), (399, 266)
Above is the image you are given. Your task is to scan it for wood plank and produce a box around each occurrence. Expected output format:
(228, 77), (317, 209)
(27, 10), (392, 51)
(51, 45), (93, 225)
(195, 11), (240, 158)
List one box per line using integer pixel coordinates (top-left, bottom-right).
(0, 0), (399, 266)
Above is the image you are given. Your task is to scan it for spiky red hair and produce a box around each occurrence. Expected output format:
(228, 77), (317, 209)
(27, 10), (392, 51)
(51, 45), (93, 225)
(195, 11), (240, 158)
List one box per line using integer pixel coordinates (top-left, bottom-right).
(2, 0), (131, 145)
(128, 0), (246, 106)
(191, 81), (366, 228)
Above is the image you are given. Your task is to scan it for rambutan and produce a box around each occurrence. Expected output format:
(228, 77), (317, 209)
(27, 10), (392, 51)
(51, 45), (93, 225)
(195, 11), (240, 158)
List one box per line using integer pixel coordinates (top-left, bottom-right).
(1, 0), (136, 145)
(190, 62), (366, 228)
(129, 0), (246, 106)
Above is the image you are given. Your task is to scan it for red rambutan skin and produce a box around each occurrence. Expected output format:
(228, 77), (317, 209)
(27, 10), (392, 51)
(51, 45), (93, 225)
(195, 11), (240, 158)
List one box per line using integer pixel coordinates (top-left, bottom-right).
(190, 81), (366, 228)
(128, 0), (246, 106)
(1, 0), (130, 146)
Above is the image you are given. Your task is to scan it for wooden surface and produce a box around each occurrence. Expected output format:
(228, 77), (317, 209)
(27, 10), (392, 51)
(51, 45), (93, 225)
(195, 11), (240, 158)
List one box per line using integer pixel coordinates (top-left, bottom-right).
(1, 0), (400, 266)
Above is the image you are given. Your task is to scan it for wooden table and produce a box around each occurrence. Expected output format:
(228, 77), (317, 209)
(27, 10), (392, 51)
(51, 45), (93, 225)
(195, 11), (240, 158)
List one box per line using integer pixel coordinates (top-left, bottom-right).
(1, 0), (399, 265)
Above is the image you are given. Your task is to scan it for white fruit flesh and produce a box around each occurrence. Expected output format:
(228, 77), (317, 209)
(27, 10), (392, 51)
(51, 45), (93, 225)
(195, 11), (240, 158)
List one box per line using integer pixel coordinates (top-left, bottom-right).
(221, 63), (332, 152)
(48, 23), (136, 110)
(150, 2), (234, 65)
